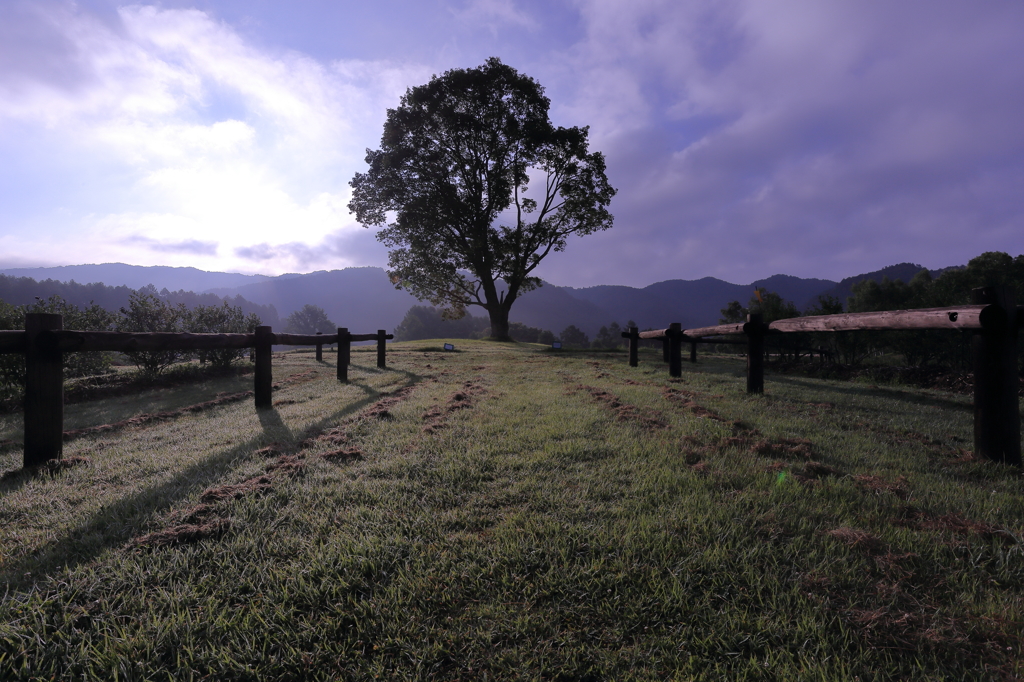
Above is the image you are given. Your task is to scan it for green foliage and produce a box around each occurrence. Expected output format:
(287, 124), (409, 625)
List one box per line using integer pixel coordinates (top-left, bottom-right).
(0, 296), (116, 403)
(593, 321), (624, 349)
(116, 291), (188, 376)
(394, 305), (489, 341)
(559, 324), (590, 348)
(749, 288), (800, 324)
(29, 296), (116, 378)
(349, 57), (616, 339)
(187, 302), (261, 368)
(838, 252), (1024, 370)
(719, 300), (746, 324)
(283, 304), (335, 336)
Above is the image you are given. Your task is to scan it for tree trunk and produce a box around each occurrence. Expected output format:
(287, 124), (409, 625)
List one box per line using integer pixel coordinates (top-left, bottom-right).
(487, 306), (511, 341)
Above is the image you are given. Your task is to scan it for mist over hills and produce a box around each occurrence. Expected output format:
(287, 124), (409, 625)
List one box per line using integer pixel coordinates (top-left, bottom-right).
(0, 263), (276, 293)
(1, 260), (950, 337)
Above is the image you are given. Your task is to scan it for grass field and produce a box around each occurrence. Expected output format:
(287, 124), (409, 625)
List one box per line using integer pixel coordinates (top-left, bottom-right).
(1, 341), (1022, 680)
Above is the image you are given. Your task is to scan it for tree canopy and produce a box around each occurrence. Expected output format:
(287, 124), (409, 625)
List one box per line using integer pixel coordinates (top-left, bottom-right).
(284, 304), (336, 335)
(349, 57), (615, 340)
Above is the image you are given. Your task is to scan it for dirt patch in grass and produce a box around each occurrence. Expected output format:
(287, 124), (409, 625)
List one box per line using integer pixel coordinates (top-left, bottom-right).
(200, 475), (273, 503)
(893, 506), (1016, 544)
(795, 461), (845, 483)
(422, 381), (487, 434)
(363, 385), (418, 421)
(827, 527), (886, 554)
(130, 518), (232, 549)
(320, 447), (364, 464)
(661, 387), (726, 421)
(305, 384), (419, 447)
(810, 526), (1020, 675)
(751, 437), (815, 460)
(574, 384), (667, 429)
(853, 474), (912, 500)
(265, 454), (306, 474)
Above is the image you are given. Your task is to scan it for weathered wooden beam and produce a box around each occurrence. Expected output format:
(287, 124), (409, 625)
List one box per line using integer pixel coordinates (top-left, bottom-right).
(24, 314), (63, 467)
(0, 330), (26, 354)
(972, 287), (1021, 466)
(377, 330), (387, 369)
(668, 323), (682, 377)
(254, 326), (273, 409)
(624, 327), (639, 367)
(637, 329), (667, 340)
(349, 333), (394, 343)
(684, 322), (747, 338)
(337, 328), (350, 383)
(49, 331), (255, 353)
(768, 305), (994, 333)
(746, 313), (765, 394)
(271, 332), (339, 346)
(315, 332), (323, 362)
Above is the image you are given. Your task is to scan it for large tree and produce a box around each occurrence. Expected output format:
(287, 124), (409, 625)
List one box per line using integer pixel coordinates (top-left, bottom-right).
(349, 57), (615, 340)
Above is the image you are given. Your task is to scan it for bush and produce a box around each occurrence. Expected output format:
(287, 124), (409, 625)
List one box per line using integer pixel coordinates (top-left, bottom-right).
(116, 291), (188, 376)
(187, 302), (261, 368)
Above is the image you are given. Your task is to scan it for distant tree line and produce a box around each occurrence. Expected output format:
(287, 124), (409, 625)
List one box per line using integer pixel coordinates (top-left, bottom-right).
(0, 275), (280, 328)
(718, 251), (1024, 372)
(394, 305), (641, 350)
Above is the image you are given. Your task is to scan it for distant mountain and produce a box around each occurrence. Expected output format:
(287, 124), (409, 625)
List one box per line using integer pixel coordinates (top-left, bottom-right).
(6, 260), (965, 339)
(563, 274), (837, 331)
(0, 263), (273, 293)
(209, 268), (423, 334)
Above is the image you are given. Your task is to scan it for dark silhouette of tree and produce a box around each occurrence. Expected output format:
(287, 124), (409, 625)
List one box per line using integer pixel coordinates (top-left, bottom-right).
(559, 325), (589, 349)
(349, 57), (615, 340)
(283, 304), (336, 335)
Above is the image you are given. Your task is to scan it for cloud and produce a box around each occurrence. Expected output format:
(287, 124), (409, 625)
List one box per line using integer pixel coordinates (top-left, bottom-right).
(450, 0), (538, 34)
(529, 0), (1024, 285)
(0, 2), (428, 275)
(126, 235), (218, 255)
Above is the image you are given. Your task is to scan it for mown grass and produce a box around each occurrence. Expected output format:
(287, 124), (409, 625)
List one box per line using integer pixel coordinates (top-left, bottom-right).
(1, 341), (1021, 680)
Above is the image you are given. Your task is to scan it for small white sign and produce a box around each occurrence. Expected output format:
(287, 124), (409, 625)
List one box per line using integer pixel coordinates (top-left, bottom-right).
(443, 343), (455, 351)
(552, 342), (562, 349)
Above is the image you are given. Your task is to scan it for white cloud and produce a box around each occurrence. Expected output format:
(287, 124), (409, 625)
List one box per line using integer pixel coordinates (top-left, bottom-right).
(0, 2), (428, 274)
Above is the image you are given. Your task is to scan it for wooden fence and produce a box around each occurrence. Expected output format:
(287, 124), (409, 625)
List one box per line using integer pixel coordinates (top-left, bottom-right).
(0, 316), (393, 468)
(621, 286), (1022, 466)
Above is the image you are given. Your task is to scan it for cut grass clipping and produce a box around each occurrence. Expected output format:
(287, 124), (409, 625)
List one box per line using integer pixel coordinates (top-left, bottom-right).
(0, 342), (1021, 680)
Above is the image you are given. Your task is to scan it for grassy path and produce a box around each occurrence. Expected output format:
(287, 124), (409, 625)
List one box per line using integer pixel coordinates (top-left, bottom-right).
(0, 342), (1021, 680)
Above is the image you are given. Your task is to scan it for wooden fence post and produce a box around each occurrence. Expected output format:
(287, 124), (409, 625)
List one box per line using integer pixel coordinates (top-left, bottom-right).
(376, 330), (387, 369)
(315, 332), (323, 362)
(690, 340), (697, 364)
(745, 313), (765, 394)
(668, 323), (682, 378)
(972, 286), (1021, 465)
(254, 326), (273, 408)
(627, 327), (639, 367)
(337, 328), (350, 382)
(24, 313), (63, 467)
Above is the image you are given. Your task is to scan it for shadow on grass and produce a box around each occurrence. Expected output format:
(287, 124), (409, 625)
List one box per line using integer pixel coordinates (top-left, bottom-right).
(769, 374), (973, 413)
(1, 370), (423, 592)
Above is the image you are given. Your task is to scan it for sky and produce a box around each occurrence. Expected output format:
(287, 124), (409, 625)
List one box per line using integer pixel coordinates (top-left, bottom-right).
(1, 0), (1023, 288)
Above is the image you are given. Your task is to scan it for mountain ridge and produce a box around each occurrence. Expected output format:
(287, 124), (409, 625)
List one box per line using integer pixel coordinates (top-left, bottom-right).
(0, 261), (958, 337)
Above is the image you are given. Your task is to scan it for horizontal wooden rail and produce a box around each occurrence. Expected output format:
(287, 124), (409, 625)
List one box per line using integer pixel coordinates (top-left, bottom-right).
(635, 305), (1024, 341)
(6, 316), (395, 469)
(0, 330), (395, 354)
(0, 330), (26, 353)
(620, 287), (1021, 466)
